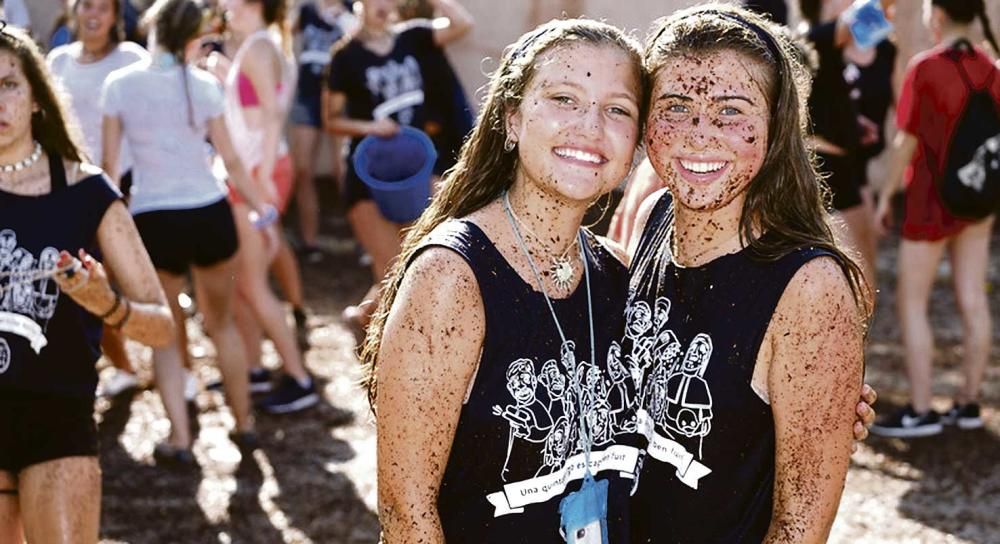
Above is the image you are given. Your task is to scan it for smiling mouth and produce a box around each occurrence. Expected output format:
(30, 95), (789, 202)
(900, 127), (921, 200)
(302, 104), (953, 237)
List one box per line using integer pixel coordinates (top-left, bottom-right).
(678, 159), (727, 174)
(553, 146), (607, 166)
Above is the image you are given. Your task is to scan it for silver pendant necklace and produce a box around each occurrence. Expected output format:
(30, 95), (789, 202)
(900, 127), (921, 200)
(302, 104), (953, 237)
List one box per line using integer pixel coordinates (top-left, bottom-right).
(503, 193), (578, 291)
(0, 142), (43, 174)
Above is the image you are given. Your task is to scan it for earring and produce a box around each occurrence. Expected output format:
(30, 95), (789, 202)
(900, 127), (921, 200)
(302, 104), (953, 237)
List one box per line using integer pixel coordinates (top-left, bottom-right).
(504, 135), (516, 153)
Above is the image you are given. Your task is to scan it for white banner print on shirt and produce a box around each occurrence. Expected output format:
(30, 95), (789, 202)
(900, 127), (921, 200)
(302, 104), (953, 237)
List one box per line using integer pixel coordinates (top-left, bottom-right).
(485, 445), (639, 517)
(637, 410), (712, 489)
(0, 311), (48, 354)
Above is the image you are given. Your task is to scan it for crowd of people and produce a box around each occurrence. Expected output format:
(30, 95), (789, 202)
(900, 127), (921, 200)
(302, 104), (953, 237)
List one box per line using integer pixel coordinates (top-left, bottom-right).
(0, 0), (994, 542)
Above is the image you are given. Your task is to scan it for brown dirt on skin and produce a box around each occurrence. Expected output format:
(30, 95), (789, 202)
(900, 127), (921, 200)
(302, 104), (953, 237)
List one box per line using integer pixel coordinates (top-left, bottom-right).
(96, 190), (999, 543)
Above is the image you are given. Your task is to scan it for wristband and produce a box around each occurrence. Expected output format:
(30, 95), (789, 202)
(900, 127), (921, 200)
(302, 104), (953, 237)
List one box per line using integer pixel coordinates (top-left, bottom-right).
(251, 204), (279, 230)
(99, 291), (123, 320)
(110, 298), (132, 330)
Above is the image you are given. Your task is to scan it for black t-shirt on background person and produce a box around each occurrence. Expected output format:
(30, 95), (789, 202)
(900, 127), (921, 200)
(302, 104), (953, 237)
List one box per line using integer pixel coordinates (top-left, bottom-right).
(296, 0), (354, 101)
(845, 39), (898, 185)
(0, 154), (121, 398)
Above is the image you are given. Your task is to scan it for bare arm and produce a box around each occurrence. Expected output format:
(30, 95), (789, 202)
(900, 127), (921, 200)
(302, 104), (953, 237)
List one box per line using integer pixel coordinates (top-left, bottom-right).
(239, 41), (284, 188)
(873, 131), (918, 236)
(764, 257), (864, 543)
(53, 171), (173, 348)
(206, 115), (268, 212)
(100, 114), (123, 185)
(428, 0), (474, 46)
(376, 247), (485, 543)
(322, 89), (399, 138)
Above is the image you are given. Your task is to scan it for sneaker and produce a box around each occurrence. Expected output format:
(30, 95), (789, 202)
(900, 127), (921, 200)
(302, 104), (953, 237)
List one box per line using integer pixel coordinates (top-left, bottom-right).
(870, 406), (944, 438)
(255, 375), (319, 414)
(942, 403), (984, 430)
(294, 308), (311, 353)
(206, 368), (273, 394)
(299, 245), (325, 264)
(153, 443), (197, 468)
(99, 369), (139, 397)
(229, 430), (260, 453)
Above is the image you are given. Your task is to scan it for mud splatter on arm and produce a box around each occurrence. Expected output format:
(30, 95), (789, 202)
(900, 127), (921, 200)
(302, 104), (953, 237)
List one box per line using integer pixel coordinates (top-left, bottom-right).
(765, 257), (864, 543)
(375, 247), (486, 544)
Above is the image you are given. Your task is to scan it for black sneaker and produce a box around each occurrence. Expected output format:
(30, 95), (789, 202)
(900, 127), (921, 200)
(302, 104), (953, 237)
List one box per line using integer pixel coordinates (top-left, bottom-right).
(293, 308), (311, 353)
(942, 403), (983, 430)
(255, 375), (319, 414)
(206, 368), (273, 394)
(870, 406), (944, 438)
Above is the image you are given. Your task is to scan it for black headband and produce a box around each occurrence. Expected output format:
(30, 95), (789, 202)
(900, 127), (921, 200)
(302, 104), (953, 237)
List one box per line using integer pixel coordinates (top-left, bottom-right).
(510, 26), (558, 61)
(652, 9), (784, 74)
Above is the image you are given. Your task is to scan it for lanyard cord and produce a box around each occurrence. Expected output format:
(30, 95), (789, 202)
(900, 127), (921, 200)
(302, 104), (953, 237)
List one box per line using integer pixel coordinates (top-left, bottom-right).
(503, 192), (597, 472)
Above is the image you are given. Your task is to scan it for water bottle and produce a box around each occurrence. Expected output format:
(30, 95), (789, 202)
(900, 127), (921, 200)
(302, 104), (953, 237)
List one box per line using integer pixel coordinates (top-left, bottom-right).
(844, 0), (893, 49)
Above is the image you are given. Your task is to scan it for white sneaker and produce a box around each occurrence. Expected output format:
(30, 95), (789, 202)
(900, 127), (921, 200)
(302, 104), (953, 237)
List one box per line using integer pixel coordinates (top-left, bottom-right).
(100, 369), (139, 397)
(184, 371), (199, 402)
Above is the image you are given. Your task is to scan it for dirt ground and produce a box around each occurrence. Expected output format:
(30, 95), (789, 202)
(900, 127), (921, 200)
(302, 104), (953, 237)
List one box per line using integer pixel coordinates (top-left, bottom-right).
(95, 191), (1000, 544)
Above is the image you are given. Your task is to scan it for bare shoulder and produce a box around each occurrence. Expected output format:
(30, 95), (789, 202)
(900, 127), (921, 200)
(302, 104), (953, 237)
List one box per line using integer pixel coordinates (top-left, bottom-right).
(778, 256), (854, 315)
(399, 244), (481, 310)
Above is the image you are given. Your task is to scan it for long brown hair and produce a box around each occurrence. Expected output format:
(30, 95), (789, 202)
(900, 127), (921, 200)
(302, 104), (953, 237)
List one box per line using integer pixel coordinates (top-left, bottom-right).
(644, 4), (872, 318)
(0, 25), (85, 162)
(360, 18), (648, 411)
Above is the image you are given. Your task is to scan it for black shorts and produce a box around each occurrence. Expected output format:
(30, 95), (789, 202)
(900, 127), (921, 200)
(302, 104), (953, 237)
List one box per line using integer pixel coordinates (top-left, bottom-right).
(133, 197), (239, 275)
(816, 152), (863, 211)
(0, 390), (98, 475)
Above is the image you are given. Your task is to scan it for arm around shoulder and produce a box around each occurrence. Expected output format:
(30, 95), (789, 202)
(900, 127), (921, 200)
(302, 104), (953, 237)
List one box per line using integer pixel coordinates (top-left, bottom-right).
(376, 246), (485, 543)
(765, 257), (864, 543)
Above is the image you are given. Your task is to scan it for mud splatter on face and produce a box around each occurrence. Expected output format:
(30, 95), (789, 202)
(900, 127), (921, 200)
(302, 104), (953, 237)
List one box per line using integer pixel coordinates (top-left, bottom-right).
(644, 49), (770, 214)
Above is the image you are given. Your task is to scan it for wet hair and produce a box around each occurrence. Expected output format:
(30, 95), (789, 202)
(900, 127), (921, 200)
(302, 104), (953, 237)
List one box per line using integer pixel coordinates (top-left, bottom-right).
(0, 25), (85, 162)
(644, 4), (871, 317)
(932, 0), (999, 54)
(360, 18), (648, 411)
(71, 0), (126, 44)
(142, 0), (205, 128)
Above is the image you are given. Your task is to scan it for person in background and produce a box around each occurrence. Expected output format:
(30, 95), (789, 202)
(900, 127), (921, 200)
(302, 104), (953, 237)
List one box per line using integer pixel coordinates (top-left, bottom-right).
(0, 24), (172, 544)
(323, 0), (473, 344)
(2, 0), (30, 32)
(215, 0), (319, 413)
(871, 0), (998, 438)
(289, 0), (357, 263)
(102, 0), (277, 463)
(798, 0), (881, 283)
(47, 0), (150, 398)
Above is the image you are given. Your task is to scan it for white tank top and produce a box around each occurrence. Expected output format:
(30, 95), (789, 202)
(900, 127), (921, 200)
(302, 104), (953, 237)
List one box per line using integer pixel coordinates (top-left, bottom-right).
(223, 29), (296, 170)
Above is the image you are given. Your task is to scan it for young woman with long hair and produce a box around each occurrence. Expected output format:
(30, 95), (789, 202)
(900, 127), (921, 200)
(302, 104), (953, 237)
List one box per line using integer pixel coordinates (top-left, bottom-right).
(47, 0), (149, 398)
(101, 0), (277, 462)
(215, 0), (318, 412)
(0, 25), (172, 543)
(871, 0), (999, 438)
(323, 0), (473, 343)
(627, 5), (871, 541)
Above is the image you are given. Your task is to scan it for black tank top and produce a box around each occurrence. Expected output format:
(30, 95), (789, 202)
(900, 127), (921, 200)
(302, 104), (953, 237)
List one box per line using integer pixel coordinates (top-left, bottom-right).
(422, 219), (642, 543)
(0, 154), (121, 397)
(625, 192), (836, 543)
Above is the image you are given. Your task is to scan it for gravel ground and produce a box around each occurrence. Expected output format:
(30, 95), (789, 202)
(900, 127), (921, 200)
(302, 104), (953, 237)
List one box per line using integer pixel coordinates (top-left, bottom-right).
(95, 196), (999, 543)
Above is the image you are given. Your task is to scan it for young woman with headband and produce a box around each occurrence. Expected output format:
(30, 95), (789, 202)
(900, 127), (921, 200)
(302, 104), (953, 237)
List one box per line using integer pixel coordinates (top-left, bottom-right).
(0, 24), (172, 544)
(871, 0), (998, 438)
(627, 5), (870, 541)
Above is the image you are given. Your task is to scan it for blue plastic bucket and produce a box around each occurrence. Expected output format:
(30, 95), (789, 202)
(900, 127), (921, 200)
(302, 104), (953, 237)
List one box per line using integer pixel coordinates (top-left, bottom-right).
(353, 126), (438, 224)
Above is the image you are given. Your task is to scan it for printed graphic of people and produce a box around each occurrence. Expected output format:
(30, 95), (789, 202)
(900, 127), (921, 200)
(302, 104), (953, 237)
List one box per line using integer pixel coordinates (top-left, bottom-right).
(606, 342), (637, 433)
(493, 358), (554, 480)
(623, 299), (654, 394)
(663, 333), (714, 457)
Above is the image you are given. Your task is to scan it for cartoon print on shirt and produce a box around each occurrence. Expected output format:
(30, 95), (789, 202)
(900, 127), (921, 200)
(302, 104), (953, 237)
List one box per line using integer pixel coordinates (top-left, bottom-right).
(623, 300), (654, 397)
(492, 337), (637, 480)
(662, 334), (714, 456)
(364, 55), (423, 125)
(0, 229), (60, 327)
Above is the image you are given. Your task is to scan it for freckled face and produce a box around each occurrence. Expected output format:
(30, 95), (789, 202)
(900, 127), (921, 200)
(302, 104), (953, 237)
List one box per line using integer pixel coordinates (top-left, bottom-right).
(0, 53), (37, 150)
(645, 51), (770, 213)
(507, 44), (641, 205)
(75, 0), (117, 44)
